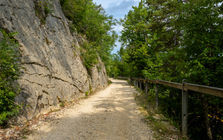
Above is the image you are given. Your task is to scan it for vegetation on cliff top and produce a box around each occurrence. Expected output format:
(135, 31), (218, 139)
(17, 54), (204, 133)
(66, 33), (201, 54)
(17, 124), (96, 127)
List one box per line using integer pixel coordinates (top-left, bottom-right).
(60, 0), (117, 74)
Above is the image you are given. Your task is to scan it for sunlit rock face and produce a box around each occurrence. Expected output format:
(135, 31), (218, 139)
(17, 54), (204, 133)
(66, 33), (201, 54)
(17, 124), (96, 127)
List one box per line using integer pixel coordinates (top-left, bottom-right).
(0, 0), (108, 120)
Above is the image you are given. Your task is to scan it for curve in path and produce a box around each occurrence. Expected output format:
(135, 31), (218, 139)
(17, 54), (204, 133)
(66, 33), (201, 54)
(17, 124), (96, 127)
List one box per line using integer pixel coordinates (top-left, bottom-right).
(28, 79), (154, 140)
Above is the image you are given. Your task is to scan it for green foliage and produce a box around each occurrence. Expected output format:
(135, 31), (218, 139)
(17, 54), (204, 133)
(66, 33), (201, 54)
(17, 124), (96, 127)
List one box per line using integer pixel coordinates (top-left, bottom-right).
(0, 29), (20, 126)
(118, 0), (223, 139)
(60, 0), (117, 72)
(59, 101), (65, 108)
(107, 52), (131, 78)
(80, 42), (98, 74)
(85, 91), (89, 97)
(108, 80), (112, 85)
(134, 85), (182, 139)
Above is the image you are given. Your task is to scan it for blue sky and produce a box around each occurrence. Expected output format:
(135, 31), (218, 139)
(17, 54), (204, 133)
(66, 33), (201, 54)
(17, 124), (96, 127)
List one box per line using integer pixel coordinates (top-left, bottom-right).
(93, 0), (140, 54)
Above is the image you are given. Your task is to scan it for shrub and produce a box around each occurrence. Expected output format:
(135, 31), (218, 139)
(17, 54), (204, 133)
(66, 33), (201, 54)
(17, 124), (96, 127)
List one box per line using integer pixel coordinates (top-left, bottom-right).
(0, 29), (20, 126)
(80, 42), (98, 74)
(85, 91), (89, 97)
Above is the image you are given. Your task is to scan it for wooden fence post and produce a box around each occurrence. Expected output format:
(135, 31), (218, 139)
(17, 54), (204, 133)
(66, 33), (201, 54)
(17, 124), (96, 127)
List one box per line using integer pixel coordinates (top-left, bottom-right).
(182, 81), (188, 136)
(140, 81), (142, 89)
(155, 83), (158, 109)
(145, 81), (148, 94)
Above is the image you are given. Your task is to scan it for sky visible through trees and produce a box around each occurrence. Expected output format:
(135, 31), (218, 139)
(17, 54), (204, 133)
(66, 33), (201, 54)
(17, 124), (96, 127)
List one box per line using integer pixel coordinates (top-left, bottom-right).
(93, 0), (140, 53)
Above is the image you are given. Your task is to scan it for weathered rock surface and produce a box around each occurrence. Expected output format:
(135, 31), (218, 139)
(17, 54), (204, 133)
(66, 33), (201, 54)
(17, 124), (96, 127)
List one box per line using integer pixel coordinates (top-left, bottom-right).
(0, 0), (108, 121)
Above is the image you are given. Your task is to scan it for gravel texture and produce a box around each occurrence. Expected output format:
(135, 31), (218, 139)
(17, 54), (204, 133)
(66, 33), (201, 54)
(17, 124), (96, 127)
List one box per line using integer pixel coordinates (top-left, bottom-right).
(27, 79), (154, 140)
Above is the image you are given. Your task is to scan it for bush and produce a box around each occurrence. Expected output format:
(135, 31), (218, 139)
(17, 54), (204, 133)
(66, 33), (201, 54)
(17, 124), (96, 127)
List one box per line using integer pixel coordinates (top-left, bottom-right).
(0, 29), (20, 126)
(80, 42), (98, 74)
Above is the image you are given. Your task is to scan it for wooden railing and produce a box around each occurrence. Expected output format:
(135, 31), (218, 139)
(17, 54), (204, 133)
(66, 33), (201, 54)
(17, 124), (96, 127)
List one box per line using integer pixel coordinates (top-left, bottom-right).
(119, 77), (223, 136)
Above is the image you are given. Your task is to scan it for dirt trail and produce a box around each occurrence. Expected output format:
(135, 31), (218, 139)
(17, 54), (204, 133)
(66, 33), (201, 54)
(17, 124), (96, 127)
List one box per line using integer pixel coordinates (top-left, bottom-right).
(28, 79), (154, 140)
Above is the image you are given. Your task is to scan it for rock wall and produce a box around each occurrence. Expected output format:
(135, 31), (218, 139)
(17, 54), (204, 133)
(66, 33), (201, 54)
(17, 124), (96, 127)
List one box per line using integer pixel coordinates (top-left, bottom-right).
(0, 0), (108, 120)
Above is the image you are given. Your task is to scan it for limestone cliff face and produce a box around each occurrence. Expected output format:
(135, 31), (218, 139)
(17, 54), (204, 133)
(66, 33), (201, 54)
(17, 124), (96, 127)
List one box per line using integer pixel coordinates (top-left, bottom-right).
(0, 0), (108, 120)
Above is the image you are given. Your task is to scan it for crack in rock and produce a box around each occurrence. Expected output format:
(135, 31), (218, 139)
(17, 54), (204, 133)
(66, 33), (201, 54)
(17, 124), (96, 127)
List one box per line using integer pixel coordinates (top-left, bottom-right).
(51, 76), (84, 93)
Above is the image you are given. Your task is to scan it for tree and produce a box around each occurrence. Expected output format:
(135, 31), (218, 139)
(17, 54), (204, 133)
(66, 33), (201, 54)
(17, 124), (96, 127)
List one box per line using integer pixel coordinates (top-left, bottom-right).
(119, 0), (223, 139)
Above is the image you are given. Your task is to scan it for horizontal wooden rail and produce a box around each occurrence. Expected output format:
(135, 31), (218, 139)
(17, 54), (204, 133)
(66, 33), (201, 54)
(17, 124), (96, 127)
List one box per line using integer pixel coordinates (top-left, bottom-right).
(184, 83), (223, 98)
(119, 77), (223, 136)
(130, 77), (223, 98)
(158, 80), (182, 90)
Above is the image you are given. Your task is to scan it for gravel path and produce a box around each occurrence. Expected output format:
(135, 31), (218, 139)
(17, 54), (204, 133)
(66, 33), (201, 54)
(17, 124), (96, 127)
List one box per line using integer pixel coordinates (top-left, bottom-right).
(28, 79), (154, 140)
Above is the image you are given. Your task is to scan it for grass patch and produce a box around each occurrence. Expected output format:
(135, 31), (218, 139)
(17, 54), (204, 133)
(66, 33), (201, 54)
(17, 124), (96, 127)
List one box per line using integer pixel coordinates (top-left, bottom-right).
(59, 101), (65, 108)
(134, 87), (185, 140)
(85, 91), (89, 97)
(85, 84), (93, 97)
(108, 80), (112, 85)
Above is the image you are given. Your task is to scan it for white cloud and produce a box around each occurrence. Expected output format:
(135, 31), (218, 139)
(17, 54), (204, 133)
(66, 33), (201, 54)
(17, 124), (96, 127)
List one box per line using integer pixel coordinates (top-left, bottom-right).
(94, 0), (139, 11)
